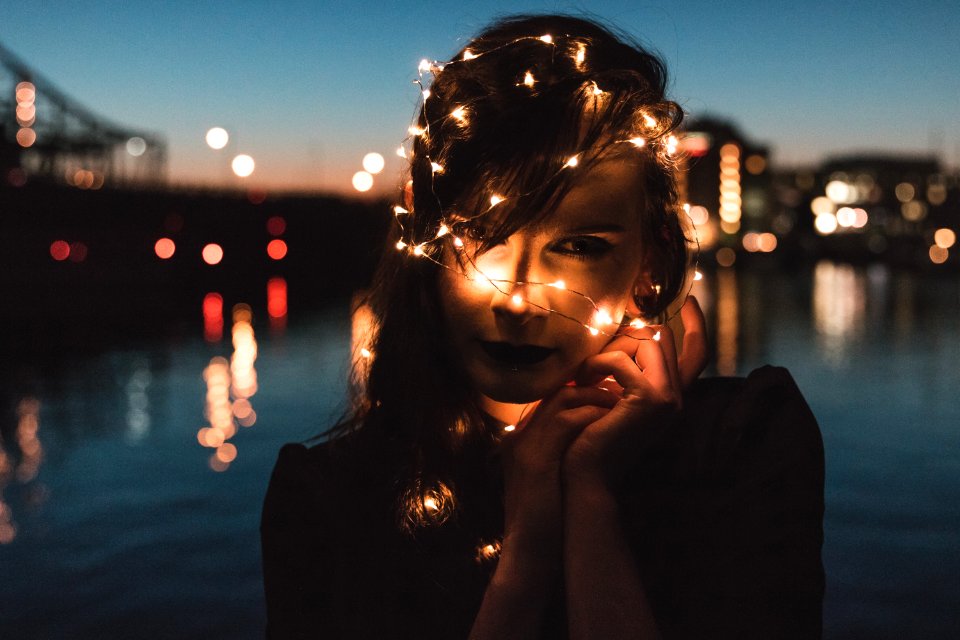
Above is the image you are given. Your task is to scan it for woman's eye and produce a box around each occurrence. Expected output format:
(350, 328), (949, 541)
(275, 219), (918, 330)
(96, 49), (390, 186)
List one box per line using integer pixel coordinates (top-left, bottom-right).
(552, 236), (613, 259)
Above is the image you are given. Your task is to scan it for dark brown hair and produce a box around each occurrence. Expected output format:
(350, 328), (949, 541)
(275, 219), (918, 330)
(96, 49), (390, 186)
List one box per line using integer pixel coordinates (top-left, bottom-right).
(326, 14), (690, 533)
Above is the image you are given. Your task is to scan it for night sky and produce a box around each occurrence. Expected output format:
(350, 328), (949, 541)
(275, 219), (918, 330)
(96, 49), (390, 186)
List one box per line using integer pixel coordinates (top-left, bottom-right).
(3, 0), (958, 193)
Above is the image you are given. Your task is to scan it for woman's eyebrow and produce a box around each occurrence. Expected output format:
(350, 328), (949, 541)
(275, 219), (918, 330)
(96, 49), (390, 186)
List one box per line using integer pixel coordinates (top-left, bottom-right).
(564, 223), (627, 233)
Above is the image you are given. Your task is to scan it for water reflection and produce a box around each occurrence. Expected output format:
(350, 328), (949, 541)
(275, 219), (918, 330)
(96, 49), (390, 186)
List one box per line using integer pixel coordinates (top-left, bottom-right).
(125, 366), (152, 444)
(0, 397), (45, 544)
(812, 260), (866, 367)
(197, 304), (260, 472)
(715, 268), (739, 376)
(267, 277), (288, 332)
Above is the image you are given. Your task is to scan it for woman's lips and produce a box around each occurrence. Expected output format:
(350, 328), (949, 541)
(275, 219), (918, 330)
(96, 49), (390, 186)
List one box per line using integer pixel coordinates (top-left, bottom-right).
(478, 341), (556, 366)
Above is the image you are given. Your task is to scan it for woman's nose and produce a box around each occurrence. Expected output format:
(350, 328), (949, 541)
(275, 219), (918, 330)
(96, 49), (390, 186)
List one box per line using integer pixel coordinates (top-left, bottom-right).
(486, 248), (550, 322)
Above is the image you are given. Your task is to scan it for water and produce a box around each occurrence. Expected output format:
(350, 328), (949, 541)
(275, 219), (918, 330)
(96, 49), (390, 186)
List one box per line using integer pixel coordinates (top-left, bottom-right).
(1, 262), (958, 638)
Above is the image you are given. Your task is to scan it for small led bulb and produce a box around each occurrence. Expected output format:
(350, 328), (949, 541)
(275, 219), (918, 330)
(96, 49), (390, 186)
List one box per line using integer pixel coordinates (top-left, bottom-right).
(463, 49), (477, 60)
(523, 71), (535, 87)
(511, 294), (523, 307)
(565, 155), (579, 168)
(490, 195), (505, 206)
(539, 34), (553, 43)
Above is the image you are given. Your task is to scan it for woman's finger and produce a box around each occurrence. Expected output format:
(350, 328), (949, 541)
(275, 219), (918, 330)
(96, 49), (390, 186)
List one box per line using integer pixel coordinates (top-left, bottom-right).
(654, 323), (682, 400)
(678, 295), (708, 388)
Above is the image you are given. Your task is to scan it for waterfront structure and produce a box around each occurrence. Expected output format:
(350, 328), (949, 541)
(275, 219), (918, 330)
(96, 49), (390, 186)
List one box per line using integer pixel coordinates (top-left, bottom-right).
(1, 41), (166, 188)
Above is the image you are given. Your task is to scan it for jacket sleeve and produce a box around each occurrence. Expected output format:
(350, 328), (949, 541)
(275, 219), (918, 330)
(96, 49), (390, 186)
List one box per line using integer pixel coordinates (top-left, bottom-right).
(668, 366), (825, 639)
(260, 443), (340, 639)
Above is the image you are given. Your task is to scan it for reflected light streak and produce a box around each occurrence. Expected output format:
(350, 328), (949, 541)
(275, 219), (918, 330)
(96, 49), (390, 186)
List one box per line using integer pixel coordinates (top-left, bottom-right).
(267, 277), (288, 329)
(203, 292), (224, 342)
(715, 269), (738, 376)
(125, 367), (152, 443)
(813, 261), (865, 367)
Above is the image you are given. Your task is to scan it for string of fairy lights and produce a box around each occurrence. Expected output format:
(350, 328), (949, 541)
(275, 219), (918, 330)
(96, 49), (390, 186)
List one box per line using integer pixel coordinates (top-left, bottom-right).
(381, 33), (703, 543)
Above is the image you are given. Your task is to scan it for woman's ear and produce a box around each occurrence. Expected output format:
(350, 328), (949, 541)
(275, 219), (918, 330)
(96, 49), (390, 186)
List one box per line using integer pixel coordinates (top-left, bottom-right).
(403, 180), (414, 211)
(626, 264), (657, 320)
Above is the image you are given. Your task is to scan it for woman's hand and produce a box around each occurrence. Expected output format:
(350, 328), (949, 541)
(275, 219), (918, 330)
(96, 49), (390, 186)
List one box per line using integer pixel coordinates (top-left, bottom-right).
(562, 296), (708, 488)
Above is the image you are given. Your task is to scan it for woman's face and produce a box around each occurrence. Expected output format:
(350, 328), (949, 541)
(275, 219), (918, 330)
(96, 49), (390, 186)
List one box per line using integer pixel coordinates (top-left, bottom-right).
(439, 155), (648, 405)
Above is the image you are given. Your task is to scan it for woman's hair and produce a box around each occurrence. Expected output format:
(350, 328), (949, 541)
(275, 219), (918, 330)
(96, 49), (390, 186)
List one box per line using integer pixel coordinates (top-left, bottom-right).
(325, 14), (690, 534)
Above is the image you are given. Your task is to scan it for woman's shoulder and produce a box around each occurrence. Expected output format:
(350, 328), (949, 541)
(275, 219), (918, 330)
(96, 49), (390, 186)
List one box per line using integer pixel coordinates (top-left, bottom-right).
(681, 365), (822, 471)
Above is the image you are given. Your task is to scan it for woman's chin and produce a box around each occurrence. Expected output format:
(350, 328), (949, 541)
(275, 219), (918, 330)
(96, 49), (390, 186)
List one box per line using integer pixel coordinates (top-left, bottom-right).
(475, 375), (560, 405)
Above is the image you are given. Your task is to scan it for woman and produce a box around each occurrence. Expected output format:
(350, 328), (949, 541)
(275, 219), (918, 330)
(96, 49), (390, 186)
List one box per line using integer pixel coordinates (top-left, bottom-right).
(261, 14), (824, 639)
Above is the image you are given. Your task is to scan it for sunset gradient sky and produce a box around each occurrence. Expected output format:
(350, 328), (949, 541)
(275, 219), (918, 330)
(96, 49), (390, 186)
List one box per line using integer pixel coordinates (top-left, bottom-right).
(3, 0), (958, 194)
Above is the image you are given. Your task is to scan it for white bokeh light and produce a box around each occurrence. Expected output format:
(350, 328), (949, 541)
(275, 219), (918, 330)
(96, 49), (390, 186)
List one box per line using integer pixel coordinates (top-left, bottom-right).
(352, 171), (374, 192)
(206, 127), (230, 150)
(126, 137), (147, 157)
(362, 152), (385, 174)
(231, 154), (255, 177)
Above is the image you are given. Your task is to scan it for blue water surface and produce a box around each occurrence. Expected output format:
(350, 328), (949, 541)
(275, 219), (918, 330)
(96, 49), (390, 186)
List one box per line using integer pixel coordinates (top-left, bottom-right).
(1, 263), (958, 639)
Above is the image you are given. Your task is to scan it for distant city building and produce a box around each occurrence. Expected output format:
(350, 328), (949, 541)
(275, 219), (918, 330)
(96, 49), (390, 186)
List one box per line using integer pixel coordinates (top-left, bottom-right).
(681, 117), (773, 252)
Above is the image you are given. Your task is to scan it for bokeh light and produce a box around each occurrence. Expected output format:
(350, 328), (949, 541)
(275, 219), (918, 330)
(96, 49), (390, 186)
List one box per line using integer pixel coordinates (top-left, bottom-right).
(206, 127), (229, 150)
(126, 137), (147, 157)
(688, 205), (709, 226)
(49, 240), (70, 261)
(362, 152), (385, 174)
(267, 277), (288, 319)
(154, 237), (176, 259)
(815, 212), (838, 235)
(894, 182), (915, 203)
(934, 228), (956, 249)
(715, 247), (736, 267)
(352, 171), (374, 192)
(231, 154), (255, 178)
(16, 128), (36, 147)
(202, 243), (224, 265)
(929, 245), (948, 265)
(266, 215), (286, 236)
(266, 239), (288, 260)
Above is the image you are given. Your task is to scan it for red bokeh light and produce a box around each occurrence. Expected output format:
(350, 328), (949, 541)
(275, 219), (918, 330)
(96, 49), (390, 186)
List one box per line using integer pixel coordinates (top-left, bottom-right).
(266, 215), (286, 236)
(247, 189), (267, 205)
(267, 277), (287, 319)
(155, 237), (176, 259)
(266, 239), (288, 260)
(50, 240), (70, 261)
(69, 242), (88, 262)
(203, 292), (224, 342)
(202, 243), (224, 265)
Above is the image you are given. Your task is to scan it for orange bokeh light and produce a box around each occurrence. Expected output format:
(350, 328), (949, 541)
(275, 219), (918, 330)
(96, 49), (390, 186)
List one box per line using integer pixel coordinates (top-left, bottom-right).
(267, 239), (288, 260)
(216, 443), (238, 463)
(16, 128), (36, 148)
(69, 242), (88, 262)
(154, 237), (176, 259)
(202, 243), (223, 265)
(50, 240), (70, 261)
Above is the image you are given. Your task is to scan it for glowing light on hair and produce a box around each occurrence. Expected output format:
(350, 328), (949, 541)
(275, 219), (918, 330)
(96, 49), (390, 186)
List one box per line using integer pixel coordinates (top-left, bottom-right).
(418, 59), (431, 73)
(396, 145), (407, 158)
(422, 89), (431, 99)
(503, 424), (516, 432)
(450, 106), (467, 121)
(523, 71), (536, 87)
(430, 162), (444, 173)
(590, 82), (604, 96)
(490, 195), (505, 206)
(574, 43), (586, 67)
(437, 224), (450, 237)
(453, 236), (464, 248)
(463, 49), (477, 60)
(549, 280), (566, 289)
(564, 155), (580, 168)
(511, 294), (523, 307)
(408, 126), (426, 136)
(539, 34), (553, 43)
(628, 137), (646, 147)
(642, 113), (657, 129)
(396, 240), (408, 250)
